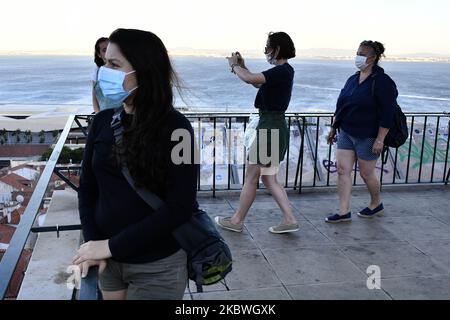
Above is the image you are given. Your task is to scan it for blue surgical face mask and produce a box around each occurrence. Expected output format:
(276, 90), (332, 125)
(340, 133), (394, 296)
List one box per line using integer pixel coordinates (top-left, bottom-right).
(97, 66), (138, 104)
(93, 82), (124, 111)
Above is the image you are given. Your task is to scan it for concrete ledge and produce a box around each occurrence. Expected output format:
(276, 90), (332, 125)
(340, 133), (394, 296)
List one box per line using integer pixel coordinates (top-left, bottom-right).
(17, 189), (80, 300)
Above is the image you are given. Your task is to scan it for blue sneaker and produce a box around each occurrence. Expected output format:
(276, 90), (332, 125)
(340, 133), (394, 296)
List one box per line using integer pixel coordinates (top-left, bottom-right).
(357, 203), (384, 218)
(325, 212), (352, 223)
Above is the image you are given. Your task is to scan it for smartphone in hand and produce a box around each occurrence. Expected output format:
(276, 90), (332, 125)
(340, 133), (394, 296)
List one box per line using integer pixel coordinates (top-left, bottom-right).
(235, 51), (244, 65)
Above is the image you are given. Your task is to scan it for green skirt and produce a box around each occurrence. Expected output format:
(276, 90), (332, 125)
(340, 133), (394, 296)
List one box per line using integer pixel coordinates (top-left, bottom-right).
(248, 110), (289, 167)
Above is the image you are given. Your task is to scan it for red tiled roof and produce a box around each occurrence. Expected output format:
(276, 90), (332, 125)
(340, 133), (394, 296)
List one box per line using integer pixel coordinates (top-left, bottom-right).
(11, 207), (26, 225)
(0, 145), (51, 157)
(0, 173), (33, 192)
(0, 169), (8, 178)
(13, 207), (26, 215)
(0, 224), (16, 244)
(0, 249), (33, 299)
(0, 216), (8, 225)
(10, 211), (21, 225)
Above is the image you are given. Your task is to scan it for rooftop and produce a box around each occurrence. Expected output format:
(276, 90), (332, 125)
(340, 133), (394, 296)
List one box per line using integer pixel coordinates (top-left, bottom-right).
(0, 173), (33, 192)
(1, 112), (449, 300)
(15, 185), (450, 300)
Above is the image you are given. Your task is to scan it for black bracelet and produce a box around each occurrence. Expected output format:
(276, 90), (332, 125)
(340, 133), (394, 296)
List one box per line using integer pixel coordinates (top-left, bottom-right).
(230, 64), (239, 74)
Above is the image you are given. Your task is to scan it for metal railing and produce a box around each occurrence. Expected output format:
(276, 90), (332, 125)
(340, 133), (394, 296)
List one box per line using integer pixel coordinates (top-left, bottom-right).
(1, 111), (449, 300)
(0, 116), (76, 299)
(181, 112), (450, 195)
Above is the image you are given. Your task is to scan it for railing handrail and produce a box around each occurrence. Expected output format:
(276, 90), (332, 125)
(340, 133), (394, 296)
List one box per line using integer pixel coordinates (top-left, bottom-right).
(0, 115), (75, 299)
(120, 111), (450, 117)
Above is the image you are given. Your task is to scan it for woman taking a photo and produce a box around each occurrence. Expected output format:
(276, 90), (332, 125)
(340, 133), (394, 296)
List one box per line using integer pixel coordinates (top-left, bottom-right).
(74, 28), (198, 300)
(215, 32), (299, 234)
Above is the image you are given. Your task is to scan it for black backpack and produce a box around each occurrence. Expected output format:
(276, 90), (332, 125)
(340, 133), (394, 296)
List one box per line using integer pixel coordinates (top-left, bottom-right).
(110, 108), (233, 293)
(372, 78), (409, 148)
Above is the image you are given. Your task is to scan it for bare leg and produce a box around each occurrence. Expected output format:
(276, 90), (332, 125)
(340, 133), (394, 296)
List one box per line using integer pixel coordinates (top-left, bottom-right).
(231, 164), (261, 224)
(336, 149), (356, 215)
(261, 173), (297, 225)
(101, 289), (127, 300)
(358, 158), (381, 209)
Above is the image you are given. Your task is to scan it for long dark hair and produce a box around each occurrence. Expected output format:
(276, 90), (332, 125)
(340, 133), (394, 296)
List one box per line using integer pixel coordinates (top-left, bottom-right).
(94, 37), (109, 67)
(110, 28), (178, 194)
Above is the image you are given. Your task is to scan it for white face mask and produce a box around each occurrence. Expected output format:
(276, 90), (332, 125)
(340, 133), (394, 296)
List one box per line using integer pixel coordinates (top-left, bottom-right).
(265, 53), (275, 64)
(355, 55), (369, 70)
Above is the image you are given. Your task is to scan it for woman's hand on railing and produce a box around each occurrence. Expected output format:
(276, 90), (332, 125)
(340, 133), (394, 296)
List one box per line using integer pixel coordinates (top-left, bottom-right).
(78, 259), (107, 278)
(327, 128), (337, 145)
(73, 240), (112, 266)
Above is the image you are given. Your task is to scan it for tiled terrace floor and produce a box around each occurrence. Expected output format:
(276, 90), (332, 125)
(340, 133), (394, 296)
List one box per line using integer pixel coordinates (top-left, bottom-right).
(187, 187), (450, 300)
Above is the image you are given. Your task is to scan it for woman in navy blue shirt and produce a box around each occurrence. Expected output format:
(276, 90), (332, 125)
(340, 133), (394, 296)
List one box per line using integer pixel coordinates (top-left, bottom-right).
(325, 41), (398, 223)
(215, 32), (299, 234)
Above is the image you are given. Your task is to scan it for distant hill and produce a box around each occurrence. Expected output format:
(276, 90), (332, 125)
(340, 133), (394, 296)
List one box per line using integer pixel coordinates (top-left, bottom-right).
(1, 48), (449, 62)
(168, 47), (450, 63)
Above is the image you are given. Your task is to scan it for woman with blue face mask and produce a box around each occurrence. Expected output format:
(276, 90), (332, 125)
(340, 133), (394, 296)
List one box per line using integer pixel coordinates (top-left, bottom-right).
(74, 29), (198, 300)
(325, 41), (398, 223)
(215, 32), (299, 234)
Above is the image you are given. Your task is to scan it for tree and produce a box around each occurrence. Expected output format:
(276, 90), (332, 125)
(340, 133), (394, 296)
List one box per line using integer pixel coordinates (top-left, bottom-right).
(1, 129), (8, 143)
(41, 148), (52, 161)
(13, 129), (21, 143)
(25, 130), (32, 143)
(70, 148), (85, 163)
(41, 146), (85, 164)
(0, 129), (7, 144)
(58, 146), (73, 164)
(39, 130), (46, 144)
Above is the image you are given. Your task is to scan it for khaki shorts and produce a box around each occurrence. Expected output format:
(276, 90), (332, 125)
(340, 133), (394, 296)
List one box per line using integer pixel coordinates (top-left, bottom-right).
(98, 249), (187, 300)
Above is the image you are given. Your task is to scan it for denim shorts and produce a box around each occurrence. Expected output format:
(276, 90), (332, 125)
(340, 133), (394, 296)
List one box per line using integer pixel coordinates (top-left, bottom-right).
(336, 130), (379, 161)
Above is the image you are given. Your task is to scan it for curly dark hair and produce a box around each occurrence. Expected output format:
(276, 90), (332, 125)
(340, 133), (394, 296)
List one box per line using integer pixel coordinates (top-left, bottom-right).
(109, 28), (179, 194)
(360, 40), (386, 65)
(94, 37), (109, 67)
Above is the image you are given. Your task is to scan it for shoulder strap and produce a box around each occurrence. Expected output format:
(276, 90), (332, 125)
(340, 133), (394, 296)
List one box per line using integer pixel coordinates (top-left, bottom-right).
(110, 107), (165, 211)
(121, 167), (164, 210)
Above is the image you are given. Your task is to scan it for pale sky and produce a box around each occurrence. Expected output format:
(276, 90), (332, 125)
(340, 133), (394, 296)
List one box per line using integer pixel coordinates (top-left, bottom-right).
(1, 0), (449, 55)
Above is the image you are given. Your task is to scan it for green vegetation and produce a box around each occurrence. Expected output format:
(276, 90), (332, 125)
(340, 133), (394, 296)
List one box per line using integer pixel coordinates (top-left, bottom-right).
(38, 130), (46, 144)
(12, 129), (22, 143)
(0, 128), (7, 145)
(41, 146), (85, 164)
(25, 130), (32, 143)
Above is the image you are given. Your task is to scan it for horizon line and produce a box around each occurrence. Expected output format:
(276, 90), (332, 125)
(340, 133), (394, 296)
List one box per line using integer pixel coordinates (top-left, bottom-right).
(1, 50), (450, 62)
